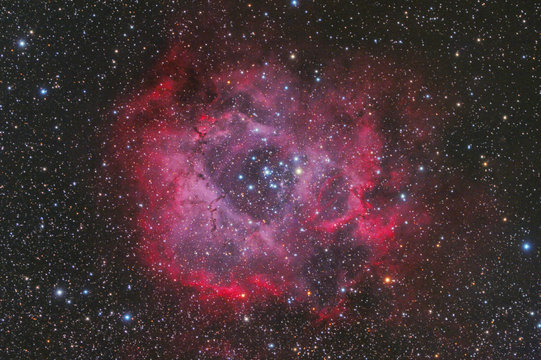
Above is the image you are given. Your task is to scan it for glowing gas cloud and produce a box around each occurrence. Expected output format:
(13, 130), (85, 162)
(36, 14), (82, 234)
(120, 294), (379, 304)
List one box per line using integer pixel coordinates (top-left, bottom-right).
(110, 42), (439, 313)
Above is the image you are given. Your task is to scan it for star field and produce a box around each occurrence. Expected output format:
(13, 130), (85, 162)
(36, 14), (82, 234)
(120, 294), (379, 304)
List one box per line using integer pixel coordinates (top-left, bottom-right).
(1, 1), (539, 359)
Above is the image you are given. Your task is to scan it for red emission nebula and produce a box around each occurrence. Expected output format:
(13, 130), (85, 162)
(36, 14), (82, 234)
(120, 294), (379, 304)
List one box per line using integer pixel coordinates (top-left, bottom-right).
(110, 42), (440, 317)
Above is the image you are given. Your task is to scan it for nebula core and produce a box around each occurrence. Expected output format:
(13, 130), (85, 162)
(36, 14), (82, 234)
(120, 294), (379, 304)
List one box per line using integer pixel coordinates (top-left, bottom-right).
(112, 42), (437, 316)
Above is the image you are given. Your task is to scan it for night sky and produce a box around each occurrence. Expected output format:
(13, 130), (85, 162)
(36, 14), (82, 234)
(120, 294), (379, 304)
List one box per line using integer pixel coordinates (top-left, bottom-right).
(2, 1), (540, 359)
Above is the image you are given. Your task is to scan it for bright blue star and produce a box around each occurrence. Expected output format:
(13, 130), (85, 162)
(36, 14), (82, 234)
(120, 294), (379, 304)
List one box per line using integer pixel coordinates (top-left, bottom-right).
(18, 39), (26, 48)
(40, 88), (48, 95)
(522, 242), (532, 251)
(291, 0), (298, 7)
(122, 313), (132, 321)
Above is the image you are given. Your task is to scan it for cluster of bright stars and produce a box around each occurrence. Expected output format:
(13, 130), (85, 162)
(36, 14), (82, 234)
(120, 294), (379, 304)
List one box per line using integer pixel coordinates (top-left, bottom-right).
(238, 155), (304, 192)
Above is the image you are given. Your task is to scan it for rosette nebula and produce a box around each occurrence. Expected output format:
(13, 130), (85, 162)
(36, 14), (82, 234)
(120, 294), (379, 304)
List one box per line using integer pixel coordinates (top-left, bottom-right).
(5, 0), (540, 358)
(111, 44), (437, 312)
